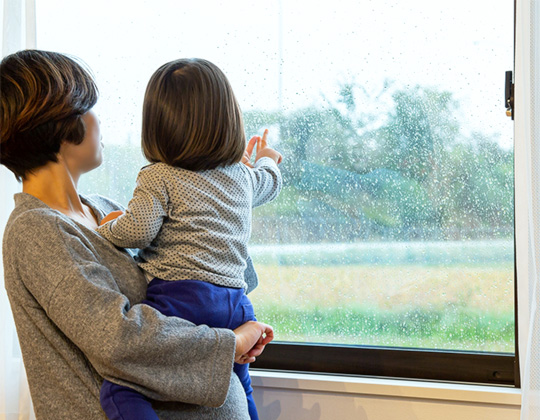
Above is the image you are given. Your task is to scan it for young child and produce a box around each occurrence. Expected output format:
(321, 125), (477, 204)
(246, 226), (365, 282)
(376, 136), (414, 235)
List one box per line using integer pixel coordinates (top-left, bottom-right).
(96, 58), (282, 420)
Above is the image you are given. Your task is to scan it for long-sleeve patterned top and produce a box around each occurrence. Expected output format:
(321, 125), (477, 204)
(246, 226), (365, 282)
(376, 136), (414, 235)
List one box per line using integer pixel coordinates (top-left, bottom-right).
(97, 157), (282, 290)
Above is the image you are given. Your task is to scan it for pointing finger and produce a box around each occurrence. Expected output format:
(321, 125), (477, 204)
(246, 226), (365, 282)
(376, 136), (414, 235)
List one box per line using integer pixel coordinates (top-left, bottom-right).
(261, 129), (269, 148)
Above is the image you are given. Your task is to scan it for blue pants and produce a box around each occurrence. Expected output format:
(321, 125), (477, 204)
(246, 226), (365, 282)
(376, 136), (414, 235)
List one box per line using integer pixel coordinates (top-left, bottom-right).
(100, 279), (259, 420)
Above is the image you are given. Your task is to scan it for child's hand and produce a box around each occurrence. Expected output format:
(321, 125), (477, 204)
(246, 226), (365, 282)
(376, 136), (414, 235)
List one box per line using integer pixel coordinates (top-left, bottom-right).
(243, 129), (282, 166)
(242, 132), (259, 168)
(233, 320), (274, 364)
(255, 129), (282, 164)
(100, 210), (124, 226)
(242, 139), (256, 168)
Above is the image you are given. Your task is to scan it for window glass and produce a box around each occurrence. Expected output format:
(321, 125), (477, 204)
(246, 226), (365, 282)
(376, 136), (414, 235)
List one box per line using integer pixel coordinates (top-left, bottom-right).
(37, 0), (514, 352)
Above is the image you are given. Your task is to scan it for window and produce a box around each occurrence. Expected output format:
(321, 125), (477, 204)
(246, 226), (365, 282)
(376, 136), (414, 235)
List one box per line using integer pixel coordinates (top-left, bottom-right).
(37, 0), (516, 385)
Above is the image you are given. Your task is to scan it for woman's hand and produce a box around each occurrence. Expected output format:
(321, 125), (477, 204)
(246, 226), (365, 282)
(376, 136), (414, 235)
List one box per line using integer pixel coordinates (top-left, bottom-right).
(233, 321), (274, 364)
(100, 210), (124, 226)
(242, 129), (282, 167)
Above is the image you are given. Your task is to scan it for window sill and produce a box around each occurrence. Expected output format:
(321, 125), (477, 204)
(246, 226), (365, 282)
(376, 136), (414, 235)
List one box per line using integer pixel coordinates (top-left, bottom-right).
(250, 370), (521, 406)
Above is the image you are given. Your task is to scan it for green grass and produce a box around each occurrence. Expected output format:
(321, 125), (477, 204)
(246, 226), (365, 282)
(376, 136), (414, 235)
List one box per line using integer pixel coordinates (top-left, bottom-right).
(253, 304), (514, 352)
(248, 262), (515, 353)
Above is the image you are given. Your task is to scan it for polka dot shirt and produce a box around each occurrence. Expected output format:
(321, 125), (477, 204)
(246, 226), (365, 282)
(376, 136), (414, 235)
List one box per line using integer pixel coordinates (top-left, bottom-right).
(97, 157), (282, 290)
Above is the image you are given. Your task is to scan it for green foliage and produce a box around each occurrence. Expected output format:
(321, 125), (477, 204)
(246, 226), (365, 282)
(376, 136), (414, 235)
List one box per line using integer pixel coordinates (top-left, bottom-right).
(245, 82), (513, 242)
(372, 87), (459, 181)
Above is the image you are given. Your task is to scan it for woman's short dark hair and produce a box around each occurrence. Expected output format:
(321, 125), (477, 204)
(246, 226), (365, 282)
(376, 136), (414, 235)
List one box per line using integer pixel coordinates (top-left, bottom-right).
(0, 49), (98, 181)
(142, 58), (245, 171)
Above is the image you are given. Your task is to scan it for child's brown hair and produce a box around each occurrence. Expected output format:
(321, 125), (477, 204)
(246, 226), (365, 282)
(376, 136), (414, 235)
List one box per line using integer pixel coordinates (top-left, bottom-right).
(142, 58), (245, 171)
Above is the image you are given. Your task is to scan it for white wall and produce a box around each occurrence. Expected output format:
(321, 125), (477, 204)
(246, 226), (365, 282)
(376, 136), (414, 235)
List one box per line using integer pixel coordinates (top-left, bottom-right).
(252, 372), (521, 420)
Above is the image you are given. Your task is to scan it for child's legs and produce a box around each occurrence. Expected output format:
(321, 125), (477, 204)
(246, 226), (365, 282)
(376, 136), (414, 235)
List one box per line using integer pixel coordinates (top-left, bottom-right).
(143, 278), (256, 328)
(100, 379), (159, 420)
(225, 289), (258, 420)
(144, 279), (259, 419)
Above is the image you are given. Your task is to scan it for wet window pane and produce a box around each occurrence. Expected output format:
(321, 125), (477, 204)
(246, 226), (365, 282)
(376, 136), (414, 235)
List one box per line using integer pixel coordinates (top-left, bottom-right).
(38, 0), (514, 352)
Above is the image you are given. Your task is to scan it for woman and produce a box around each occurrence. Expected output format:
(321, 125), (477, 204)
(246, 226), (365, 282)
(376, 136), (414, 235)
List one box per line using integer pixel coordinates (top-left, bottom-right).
(0, 49), (272, 419)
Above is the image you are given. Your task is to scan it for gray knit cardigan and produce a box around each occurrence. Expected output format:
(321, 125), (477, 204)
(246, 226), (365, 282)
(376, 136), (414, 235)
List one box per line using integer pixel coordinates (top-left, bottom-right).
(3, 193), (253, 419)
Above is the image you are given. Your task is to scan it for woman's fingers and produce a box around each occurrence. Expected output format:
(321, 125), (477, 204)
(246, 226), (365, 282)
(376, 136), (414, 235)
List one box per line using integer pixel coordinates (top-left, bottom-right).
(238, 354), (256, 364)
(244, 323), (274, 358)
(259, 323), (274, 344)
(246, 342), (268, 358)
(233, 320), (274, 363)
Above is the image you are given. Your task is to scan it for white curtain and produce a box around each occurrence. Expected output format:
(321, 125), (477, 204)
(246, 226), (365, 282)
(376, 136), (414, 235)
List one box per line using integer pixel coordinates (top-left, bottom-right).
(518, 0), (540, 419)
(1, 1), (35, 419)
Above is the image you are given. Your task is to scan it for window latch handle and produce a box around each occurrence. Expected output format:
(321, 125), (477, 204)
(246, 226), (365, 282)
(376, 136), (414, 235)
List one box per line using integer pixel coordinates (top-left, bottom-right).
(505, 70), (514, 120)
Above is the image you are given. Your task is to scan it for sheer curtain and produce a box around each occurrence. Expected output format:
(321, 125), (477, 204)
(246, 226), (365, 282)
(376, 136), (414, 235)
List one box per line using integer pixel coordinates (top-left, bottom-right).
(518, 0), (540, 419)
(1, 1), (35, 419)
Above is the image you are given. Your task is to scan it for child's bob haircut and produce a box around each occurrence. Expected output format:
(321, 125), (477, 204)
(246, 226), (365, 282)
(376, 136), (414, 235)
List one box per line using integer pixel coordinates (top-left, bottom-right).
(0, 49), (98, 181)
(142, 58), (246, 171)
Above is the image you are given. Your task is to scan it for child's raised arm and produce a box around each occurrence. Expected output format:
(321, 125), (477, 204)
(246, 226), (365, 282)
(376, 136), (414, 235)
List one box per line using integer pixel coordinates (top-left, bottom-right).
(243, 129), (283, 208)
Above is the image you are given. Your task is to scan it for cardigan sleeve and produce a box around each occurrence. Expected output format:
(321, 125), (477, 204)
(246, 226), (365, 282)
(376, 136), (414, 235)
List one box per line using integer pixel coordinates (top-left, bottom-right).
(6, 211), (236, 406)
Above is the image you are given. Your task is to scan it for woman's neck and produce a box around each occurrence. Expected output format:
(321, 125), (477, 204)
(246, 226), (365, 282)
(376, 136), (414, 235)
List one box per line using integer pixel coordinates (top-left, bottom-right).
(22, 161), (98, 229)
(22, 161), (84, 214)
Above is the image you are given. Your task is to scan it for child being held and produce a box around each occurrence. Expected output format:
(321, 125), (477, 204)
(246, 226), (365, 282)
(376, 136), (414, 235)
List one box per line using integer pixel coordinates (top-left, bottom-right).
(97, 58), (282, 420)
